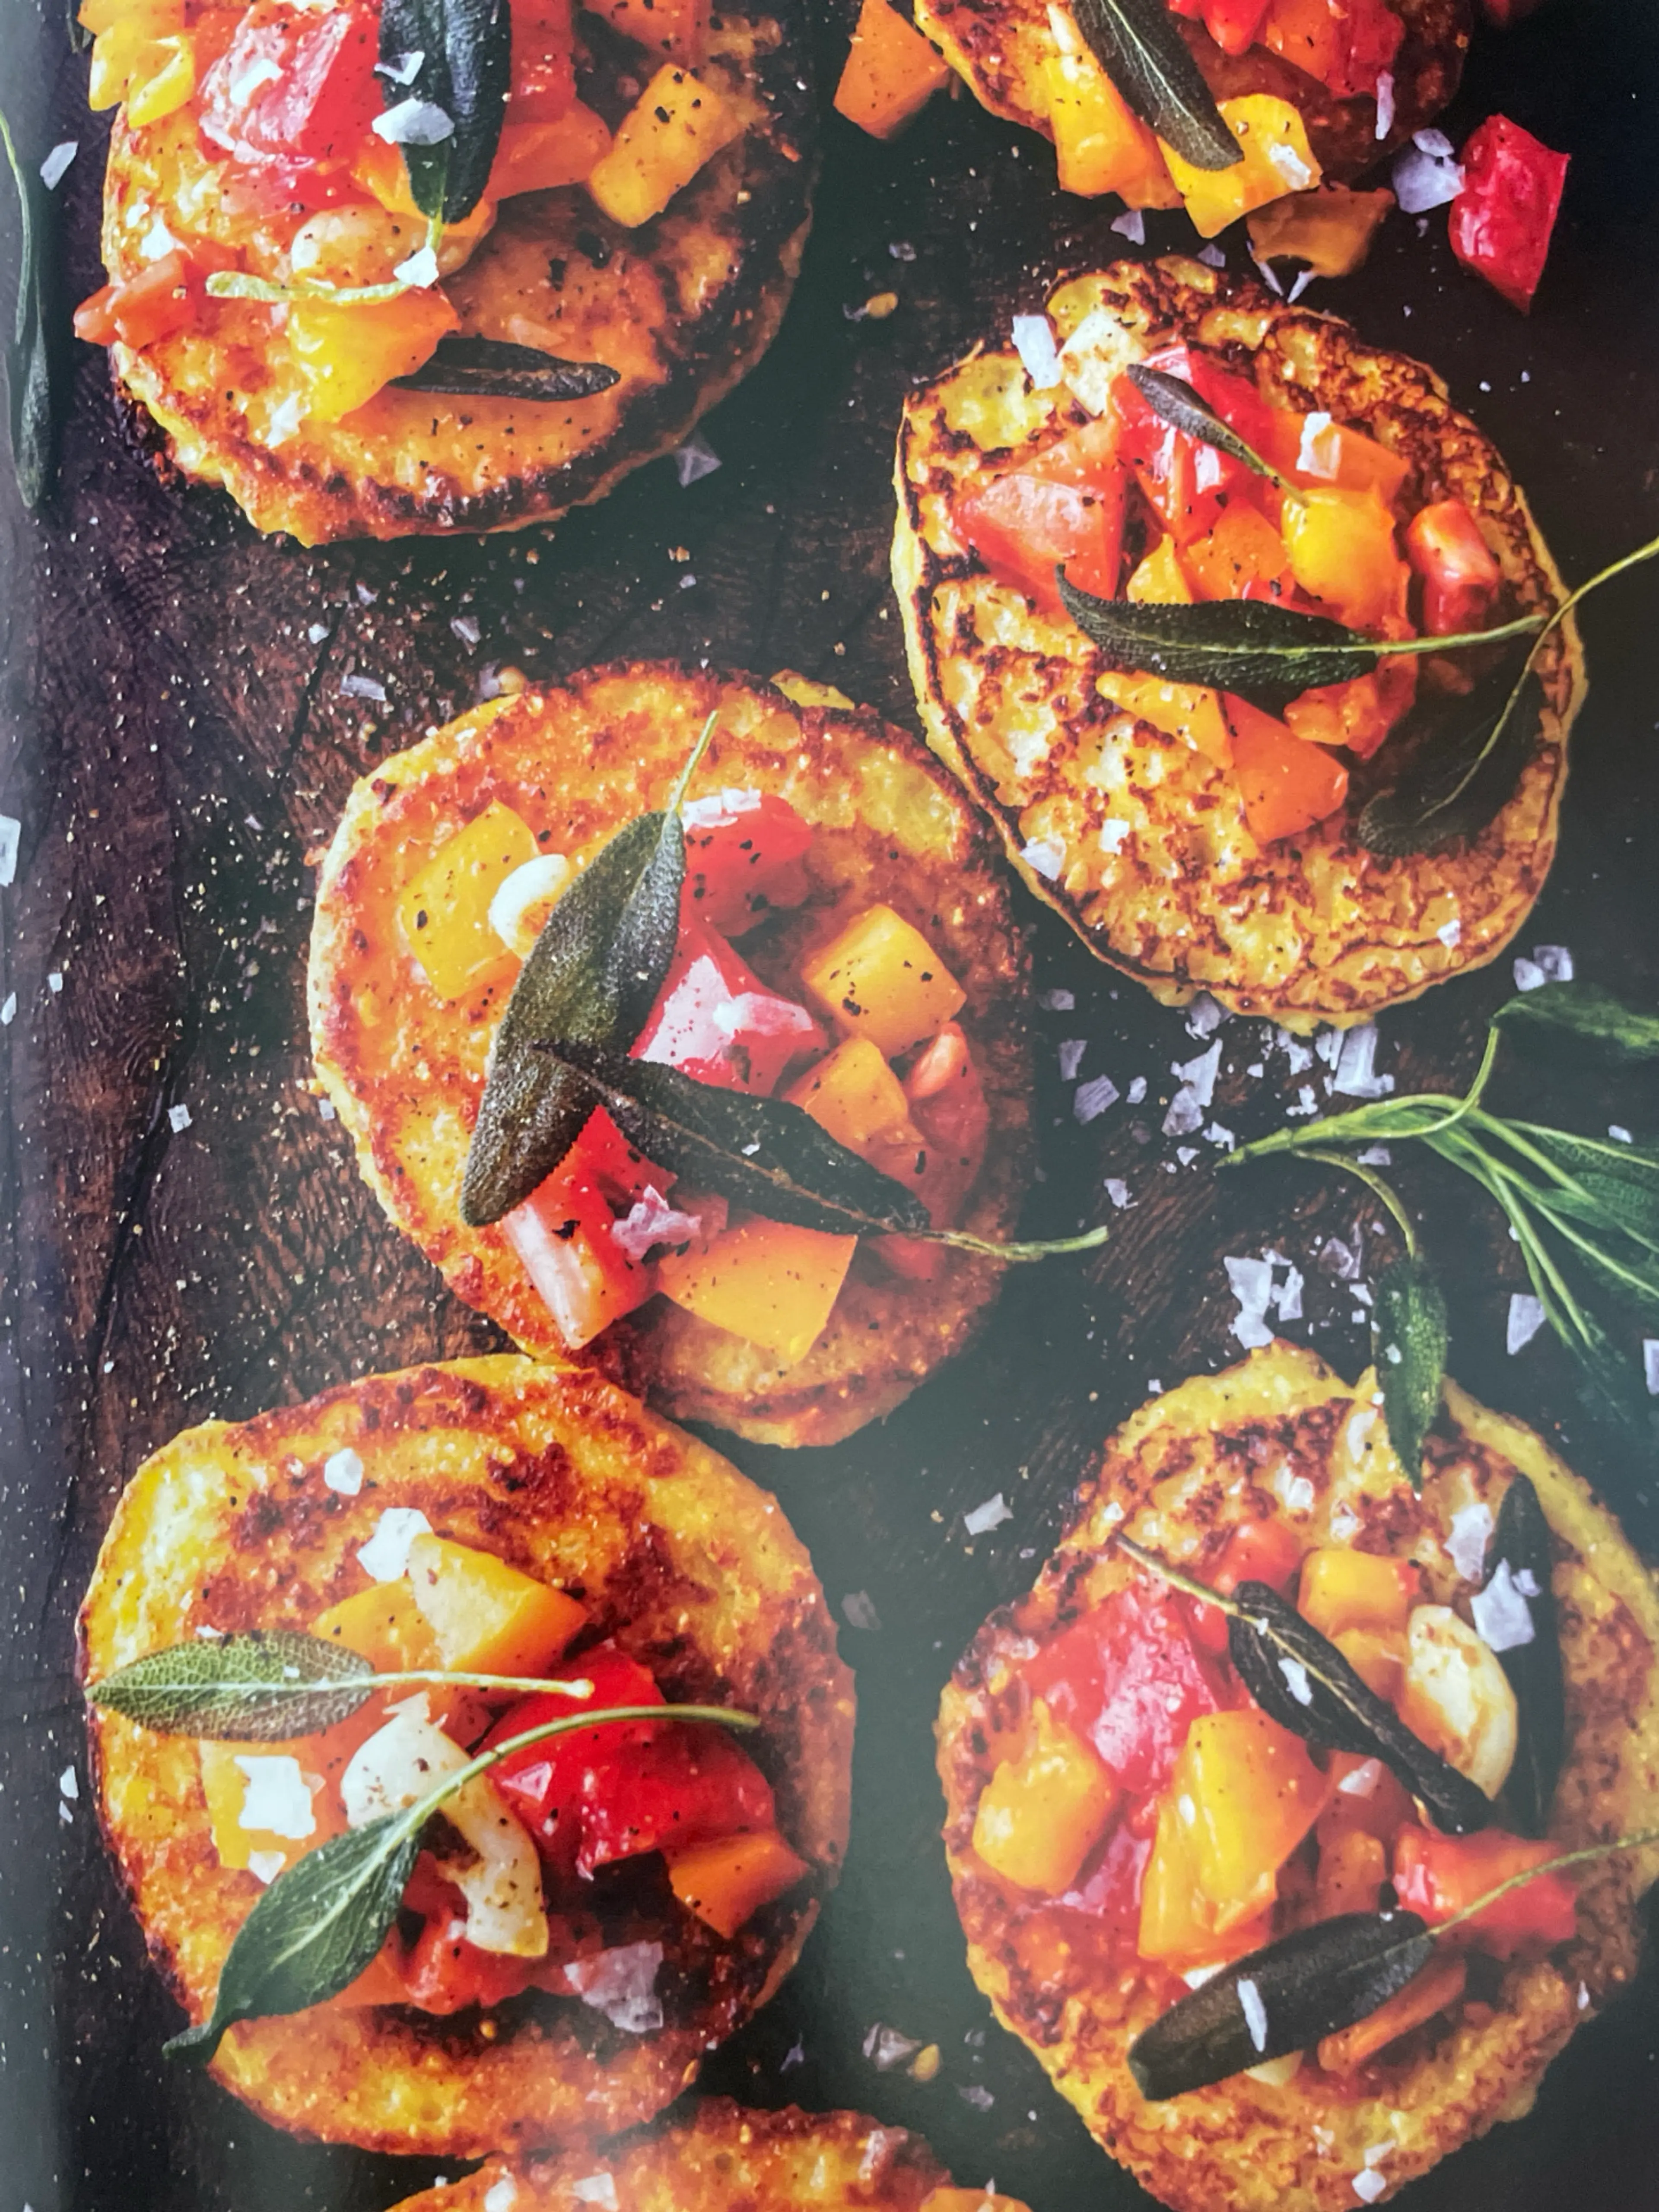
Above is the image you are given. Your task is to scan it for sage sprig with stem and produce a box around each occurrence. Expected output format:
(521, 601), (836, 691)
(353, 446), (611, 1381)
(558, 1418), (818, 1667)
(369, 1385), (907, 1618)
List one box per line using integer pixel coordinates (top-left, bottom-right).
(1128, 1820), (1659, 2098)
(1226, 981), (1659, 1466)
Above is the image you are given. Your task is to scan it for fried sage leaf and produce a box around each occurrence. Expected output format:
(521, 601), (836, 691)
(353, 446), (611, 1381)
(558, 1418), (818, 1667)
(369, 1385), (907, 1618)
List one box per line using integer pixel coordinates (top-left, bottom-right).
(1494, 982), (1659, 1069)
(1227, 1581), (1492, 1835)
(1072, 0), (1239, 169)
(1481, 1475), (1563, 1838)
(0, 106), (54, 508)
(392, 336), (622, 400)
(1128, 1911), (1436, 2099)
(1372, 1254), (1448, 1489)
(1359, 665), (1541, 857)
(88, 1631), (374, 1741)
(378, 0), (512, 225)
(531, 1038), (934, 1238)
(1126, 364), (1287, 491)
(461, 717), (718, 1227)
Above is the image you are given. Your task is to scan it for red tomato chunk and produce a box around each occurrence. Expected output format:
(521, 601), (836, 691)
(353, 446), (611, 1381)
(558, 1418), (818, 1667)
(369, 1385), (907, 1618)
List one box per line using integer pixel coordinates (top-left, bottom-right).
(199, 0), (382, 172)
(1449, 114), (1569, 314)
(1406, 499), (1502, 636)
(1392, 1824), (1578, 1958)
(954, 419), (1126, 608)
(632, 908), (822, 1093)
(683, 789), (814, 936)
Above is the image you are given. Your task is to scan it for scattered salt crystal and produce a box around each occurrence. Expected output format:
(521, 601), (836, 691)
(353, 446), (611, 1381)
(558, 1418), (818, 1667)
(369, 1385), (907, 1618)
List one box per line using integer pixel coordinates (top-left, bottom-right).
(306, 621), (329, 644)
(1472, 1559), (1536, 1652)
(572, 2179), (618, 2210)
(1176, 1146), (1198, 1165)
(1320, 1228), (1363, 1282)
(1038, 987), (1074, 1011)
(1337, 1758), (1383, 1798)
(1288, 1084), (1318, 1117)
(1507, 1293), (1546, 1355)
(964, 1493), (1013, 1536)
(674, 432), (721, 486)
(1447, 1501), (1494, 1582)
(611, 1186), (702, 1262)
(782, 2037), (805, 2069)
(1576, 1983), (1591, 2012)
(1186, 992), (1227, 1038)
(0, 815), (16, 886)
(356, 1506), (431, 1580)
(1374, 70), (1395, 140)
(1236, 1977), (1269, 2053)
(1610, 1125), (1633, 1144)
(451, 614), (481, 647)
(842, 1591), (881, 1632)
(373, 98), (454, 145)
(1277, 1471), (1316, 1514)
(1352, 2169), (1388, 2203)
(483, 2180), (519, 2212)
(1163, 1086), (1204, 1137)
(324, 1447), (365, 1496)
(1315, 1028), (1343, 1068)
(567, 1942), (663, 2033)
(864, 2022), (923, 2069)
(1438, 917), (1462, 948)
(247, 1850), (286, 1885)
(58, 1766), (77, 1800)
(1351, 1283), (1372, 1308)
(318, 1097), (336, 1120)
(1274, 1266), (1304, 1321)
(1513, 957), (1546, 992)
(1010, 313), (1062, 389)
(1098, 818), (1130, 854)
(1645, 1341), (1659, 1396)
(1278, 1657), (1313, 1706)
(47, 971), (62, 994)
(1415, 127), (1455, 156)
(1357, 1144), (1392, 1166)
(1127, 1076), (1147, 1104)
(1278, 1029), (1314, 1075)
(1392, 141), (1462, 213)
(958, 2085), (995, 2110)
(356, 582), (378, 604)
(1020, 836), (1065, 881)
(1246, 1063), (1264, 1079)
(1533, 944), (1573, 981)
(229, 56), (283, 102)
(889, 240), (916, 260)
(1286, 269), (1315, 305)
(168, 1102), (192, 1133)
(235, 1755), (316, 1840)
(859, 2131), (897, 2182)
(1192, 244), (1226, 272)
(392, 243), (440, 288)
(40, 141), (77, 190)
(1227, 1256), (1276, 1349)
(1058, 1038), (1087, 1081)
(1104, 1177), (1135, 1209)
(377, 48), (426, 84)
(1206, 1123), (1234, 1149)
(1075, 1074), (1119, 1123)
(1174, 1039), (1222, 1108)
(341, 673), (388, 703)
(1332, 1022), (1394, 1100)
(1144, 1384), (1161, 1398)
(1267, 141), (1315, 190)
(1249, 247), (1284, 297)
(1110, 208), (1146, 245)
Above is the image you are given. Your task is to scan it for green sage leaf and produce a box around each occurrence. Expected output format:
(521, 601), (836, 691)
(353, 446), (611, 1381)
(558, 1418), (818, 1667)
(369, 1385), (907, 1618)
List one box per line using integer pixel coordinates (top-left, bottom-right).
(0, 106), (54, 509)
(378, 0), (512, 225)
(1372, 1254), (1448, 1489)
(461, 720), (720, 1227)
(1071, 0), (1239, 169)
(166, 1810), (423, 2065)
(392, 336), (621, 401)
(1128, 1911), (1435, 2099)
(1494, 983), (1659, 1069)
(1483, 1475), (1563, 1839)
(1359, 666), (1541, 857)
(1126, 364), (1287, 491)
(88, 1632), (374, 1741)
(1227, 1582), (1491, 1835)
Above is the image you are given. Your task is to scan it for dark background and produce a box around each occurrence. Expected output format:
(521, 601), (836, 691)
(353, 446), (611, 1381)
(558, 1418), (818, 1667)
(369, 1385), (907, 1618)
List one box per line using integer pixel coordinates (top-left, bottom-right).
(2, 0), (1658, 2205)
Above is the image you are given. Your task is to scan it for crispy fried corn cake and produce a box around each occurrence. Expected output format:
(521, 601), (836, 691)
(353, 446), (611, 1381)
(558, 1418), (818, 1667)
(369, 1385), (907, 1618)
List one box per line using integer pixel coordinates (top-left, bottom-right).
(308, 663), (1034, 1448)
(79, 1356), (855, 2155)
(894, 257), (1584, 1030)
(936, 1343), (1659, 2212)
(915, 0), (1469, 184)
(98, 5), (813, 543)
(386, 2098), (1033, 2211)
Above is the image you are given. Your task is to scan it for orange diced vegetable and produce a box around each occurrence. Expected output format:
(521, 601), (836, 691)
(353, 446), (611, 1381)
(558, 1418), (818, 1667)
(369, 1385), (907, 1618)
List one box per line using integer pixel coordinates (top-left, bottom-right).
(1248, 185), (1394, 279)
(665, 1827), (810, 1936)
(1298, 1547), (1419, 1640)
(1263, 410), (1409, 505)
(1334, 1626), (1408, 1702)
(656, 1215), (858, 1363)
(1227, 695), (1349, 842)
(396, 803), (540, 1003)
(1261, 0), (1342, 86)
(921, 2193), (1033, 2212)
(74, 249), (202, 352)
(1316, 1951), (1467, 2073)
(1125, 537), (1193, 605)
(1392, 1825), (1577, 1956)
(1173, 1708), (1330, 1921)
(586, 63), (743, 227)
(322, 1942), (410, 2009)
(1314, 1825), (1387, 1918)
(1282, 659), (1417, 759)
(405, 1533), (586, 1677)
(971, 1700), (1119, 1895)
(488, 104), (613, 198)
(312, 1582), (442, 1672)
(1182, 503), (1294, 603)
(199, 1739), (341, 1874)
(833, 0), (950, 141)
(1281, 486), (1408, 629)
(1317, 1752), (1416, 1846)
(1161, 95), (1322, 239)
(589, 0), (708, 63)
(1098, 671), (1233, 768)
(785, 1036), (914, 1155)
(799, 903), (964, 1058)
(1042, 44), (1179, 206)
(288, 288), (460, 422)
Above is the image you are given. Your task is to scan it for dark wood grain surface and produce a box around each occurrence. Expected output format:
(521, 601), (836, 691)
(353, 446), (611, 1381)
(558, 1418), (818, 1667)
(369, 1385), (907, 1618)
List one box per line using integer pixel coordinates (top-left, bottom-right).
(3, 2), (1659, 2206)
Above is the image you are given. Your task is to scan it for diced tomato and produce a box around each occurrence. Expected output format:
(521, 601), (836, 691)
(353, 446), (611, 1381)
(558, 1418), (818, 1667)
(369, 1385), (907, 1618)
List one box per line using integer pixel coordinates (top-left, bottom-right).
(484, 1644), (667, 1869)
(955, 418), (1126, 610)
(1023, 1578), (1233, 1798)
(1111, 348), (1273, 548)
(1449, 115), (1568, 314)
(1405, 499), (1503, 637)
(878, 1022), (990, 1280)
(683, 789), (814, 936)
(400, 1908), (543, 2013)
(1199, 0), (1273, 57)
(1324, 0), (1403, 98)
(578, 1726), (775, 1873)
(1185, 1517), (1304, 1653)
(74, 249), (203, 351)
(503, 1107), (674, 1349)
(510, 0), (577, 121)
(632, 908), (821, 1093)
(1392, 1825), (1577, 1959)
(1062, 1818), (1153, 1938)
(198, 0), (381, 178)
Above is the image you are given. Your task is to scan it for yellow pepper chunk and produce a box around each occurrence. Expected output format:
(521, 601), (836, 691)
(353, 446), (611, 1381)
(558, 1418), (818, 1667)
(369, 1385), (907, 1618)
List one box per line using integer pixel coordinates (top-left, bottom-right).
(833, 0), (951, 141)
(586, 63), (744, 228)
(971, 1699), (1118, 1895)
(396, 802), (539, 1003)
(311, 1582), (441, 1673)
(1042, 47), (1179, 206)
(124, 32), (196, 126)
(799, 903), (965, 1057)
(1175, 1708), (1329, 1919)
(665, 1828), (810, 1936)
(86, 0), (184, 104)
(1097, 671), (1233, 769)
(405, 1533), (586, 1677)
(1138, 1787), (1214, 1959)
(785, 1036), (913, 1156)
(1299, 1547), (1418, 1641)
(1161, 95), (1322, 239)
(656, 1215), (858, 1365)
(1281, 486), (1406, 630)
(287, 289), (459, 423)
(1125, 537), (1193, 605)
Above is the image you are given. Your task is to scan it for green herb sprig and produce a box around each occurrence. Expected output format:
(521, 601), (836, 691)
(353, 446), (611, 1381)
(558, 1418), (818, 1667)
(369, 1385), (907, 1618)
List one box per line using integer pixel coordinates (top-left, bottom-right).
(1227, 981), (1659, 1468)
(1126, 365), (1295, 496)
(0, 104), (54, 508)
(1071, 0), (1239, 169)
(378, 0), (511, 226)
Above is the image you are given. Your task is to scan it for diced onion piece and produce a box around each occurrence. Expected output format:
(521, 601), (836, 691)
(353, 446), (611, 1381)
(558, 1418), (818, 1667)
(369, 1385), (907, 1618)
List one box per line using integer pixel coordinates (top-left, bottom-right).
(1398, 1604), (1518, 1799)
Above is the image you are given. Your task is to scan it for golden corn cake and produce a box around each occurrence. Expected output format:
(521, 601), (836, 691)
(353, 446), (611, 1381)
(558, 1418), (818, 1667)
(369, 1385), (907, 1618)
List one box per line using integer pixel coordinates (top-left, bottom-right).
(893, 256), (1584, 1030)
(80, 0), (813, 542)
(935, 1342), (1659, 2212)
(307, 662), (1034, 1448)
(386, 2098), (1034, 2211)
(79, 1355), (855, 2155)
(915, 0), (1469, 204)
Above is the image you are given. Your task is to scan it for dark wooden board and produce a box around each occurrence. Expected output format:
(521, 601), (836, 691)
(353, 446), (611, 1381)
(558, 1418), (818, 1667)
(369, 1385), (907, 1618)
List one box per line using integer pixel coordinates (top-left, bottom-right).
(2, 2), (1659, 2206)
